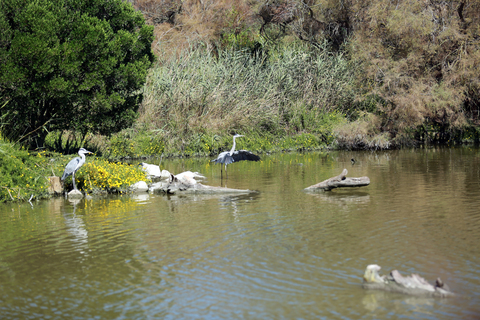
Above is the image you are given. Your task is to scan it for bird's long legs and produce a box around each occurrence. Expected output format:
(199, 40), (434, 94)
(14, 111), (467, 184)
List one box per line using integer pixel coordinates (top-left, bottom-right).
(220, 164), (228, 180)
(72, 173), (77, 190)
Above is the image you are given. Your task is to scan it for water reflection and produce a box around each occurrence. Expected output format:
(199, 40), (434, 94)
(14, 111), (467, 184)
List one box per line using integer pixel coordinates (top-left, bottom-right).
(163, 192), (261, 215)
(306, 190), (371, 205)
(130, 192), (150, 203)
(0, 149), (479, 319)
(63, 199), (89, 255)
(362, 291), (435, 312)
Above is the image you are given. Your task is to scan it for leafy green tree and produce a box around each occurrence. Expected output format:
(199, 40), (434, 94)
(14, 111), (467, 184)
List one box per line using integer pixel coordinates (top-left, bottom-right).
(0, 0), (155, 148)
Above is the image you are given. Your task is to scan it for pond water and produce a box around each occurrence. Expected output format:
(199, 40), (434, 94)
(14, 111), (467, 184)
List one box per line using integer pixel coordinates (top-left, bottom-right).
(1, 148), (479, 319)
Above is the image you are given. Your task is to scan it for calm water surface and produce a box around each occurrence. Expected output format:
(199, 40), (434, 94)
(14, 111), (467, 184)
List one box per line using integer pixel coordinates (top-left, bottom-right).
(1, 148), (480, 319)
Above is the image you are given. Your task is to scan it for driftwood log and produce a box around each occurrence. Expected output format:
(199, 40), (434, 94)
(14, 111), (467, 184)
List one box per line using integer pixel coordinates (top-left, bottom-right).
(303, 169), (370, 191)
(362, 264), (455, 297)
(149, 173), (254, 195)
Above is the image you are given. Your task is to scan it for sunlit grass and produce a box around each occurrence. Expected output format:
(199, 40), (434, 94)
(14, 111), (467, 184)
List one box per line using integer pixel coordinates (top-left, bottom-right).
(0, 147), (58, 202)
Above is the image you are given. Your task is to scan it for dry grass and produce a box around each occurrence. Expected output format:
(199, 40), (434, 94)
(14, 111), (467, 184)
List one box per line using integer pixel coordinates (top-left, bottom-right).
(136, 43), (356, 150)
(129, 0), (259, 57)
(333, 113), (391, 150)
(349, 0), (480, 140)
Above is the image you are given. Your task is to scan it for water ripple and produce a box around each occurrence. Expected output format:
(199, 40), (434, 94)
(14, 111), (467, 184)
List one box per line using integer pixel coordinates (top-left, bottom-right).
(1, 150), (480, 319)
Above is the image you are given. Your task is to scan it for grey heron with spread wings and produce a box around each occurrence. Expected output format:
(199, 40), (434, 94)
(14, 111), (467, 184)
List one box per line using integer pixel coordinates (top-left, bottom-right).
(212, 134), (260, 177)
(61, 148), (93, 190)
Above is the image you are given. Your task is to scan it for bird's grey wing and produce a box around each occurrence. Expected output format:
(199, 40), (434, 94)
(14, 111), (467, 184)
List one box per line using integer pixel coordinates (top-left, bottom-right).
(232, 150), (260, 162)
(223, 154), (235, 165)
(212, 151), (230, 164)
(61, 157), (81, 180)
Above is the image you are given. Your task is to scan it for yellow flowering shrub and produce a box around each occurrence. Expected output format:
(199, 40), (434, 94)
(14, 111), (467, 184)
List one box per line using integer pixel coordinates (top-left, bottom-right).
(78, 159), (149, 193)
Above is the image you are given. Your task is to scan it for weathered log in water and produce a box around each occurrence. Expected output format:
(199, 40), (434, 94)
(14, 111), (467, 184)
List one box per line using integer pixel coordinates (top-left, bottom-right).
(303, 169), (370, 191)
(175, 183), (253, 194)
(362, 264), (455, 297)
(148, 172), (254, 195)
(150, 181), (255, 195)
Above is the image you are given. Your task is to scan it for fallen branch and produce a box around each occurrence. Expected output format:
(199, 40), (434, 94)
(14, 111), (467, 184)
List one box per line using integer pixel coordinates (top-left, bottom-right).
(165, 182), (255, 195)
(303, 169), (370, 191)
(362, 264), (455, 297)
(1, 186), (15, 201)
(138, 170), (255, 195)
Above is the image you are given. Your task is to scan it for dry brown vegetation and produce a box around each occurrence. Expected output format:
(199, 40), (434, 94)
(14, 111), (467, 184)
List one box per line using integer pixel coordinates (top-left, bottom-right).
(127, 0), (480, 148)
(127, 0), (260, 56)
(348, 0), (480, 143)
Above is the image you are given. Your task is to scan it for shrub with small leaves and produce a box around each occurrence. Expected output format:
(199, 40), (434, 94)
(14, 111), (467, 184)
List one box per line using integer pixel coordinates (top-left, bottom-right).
(0, 143), (56, 202)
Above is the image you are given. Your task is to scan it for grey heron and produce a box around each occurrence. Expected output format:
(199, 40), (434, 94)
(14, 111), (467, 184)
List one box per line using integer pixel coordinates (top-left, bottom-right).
(61, 148), (93, 190)
(212, 134), (260, 177)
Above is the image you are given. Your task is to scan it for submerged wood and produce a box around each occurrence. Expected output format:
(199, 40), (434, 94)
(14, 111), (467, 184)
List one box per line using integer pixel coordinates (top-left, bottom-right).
(163, 182), (254, 194)
(303, 169), (370, 191)
(362, 264), (455, 297)
(148, 172), (254, 195)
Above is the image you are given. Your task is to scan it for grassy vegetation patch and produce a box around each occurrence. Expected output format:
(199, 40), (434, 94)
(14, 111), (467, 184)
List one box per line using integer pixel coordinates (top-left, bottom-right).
(107, 131), (165, 160)
(0, 143), (60, 202)
(0, 138), (149, 202)
(137, 43), (356, 153)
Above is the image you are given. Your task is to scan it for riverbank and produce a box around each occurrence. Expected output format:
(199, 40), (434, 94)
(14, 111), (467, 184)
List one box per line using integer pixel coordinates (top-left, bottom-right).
(2, 131), (338, 203)
(42, 43), (479, 163)
(2, 132), (477, 203)
(0, 143), (149, 203)
(3, 44), (479, 203)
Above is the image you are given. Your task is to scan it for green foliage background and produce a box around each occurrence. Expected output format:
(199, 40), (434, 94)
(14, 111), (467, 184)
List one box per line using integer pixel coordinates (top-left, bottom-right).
(0, 0), (155, 148)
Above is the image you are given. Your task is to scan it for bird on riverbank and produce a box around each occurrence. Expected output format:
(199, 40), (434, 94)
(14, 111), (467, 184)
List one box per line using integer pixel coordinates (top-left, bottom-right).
(212, 134), (260, 177)
(61, 148), (93, 190)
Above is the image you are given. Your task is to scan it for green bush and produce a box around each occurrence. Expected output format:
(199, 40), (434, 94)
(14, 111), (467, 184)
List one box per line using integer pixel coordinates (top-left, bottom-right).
(0, 140), (56, 202)
(108, 130), (165, 159)
(0, 137), (153, 201)
(0, 0), (155, 148)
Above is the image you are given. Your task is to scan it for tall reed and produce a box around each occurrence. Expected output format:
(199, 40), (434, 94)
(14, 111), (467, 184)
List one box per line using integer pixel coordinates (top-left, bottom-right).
(138, 43), (356, 151)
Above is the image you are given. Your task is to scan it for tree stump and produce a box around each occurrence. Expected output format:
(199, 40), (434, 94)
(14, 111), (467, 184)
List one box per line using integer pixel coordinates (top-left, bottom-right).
(303, 169), (370, 191)
(48, 176), (63, 194)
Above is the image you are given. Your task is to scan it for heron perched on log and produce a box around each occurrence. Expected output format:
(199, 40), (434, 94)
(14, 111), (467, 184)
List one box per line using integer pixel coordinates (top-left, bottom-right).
(61, 148), (93, 190)
(212, 134), (260, 177)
